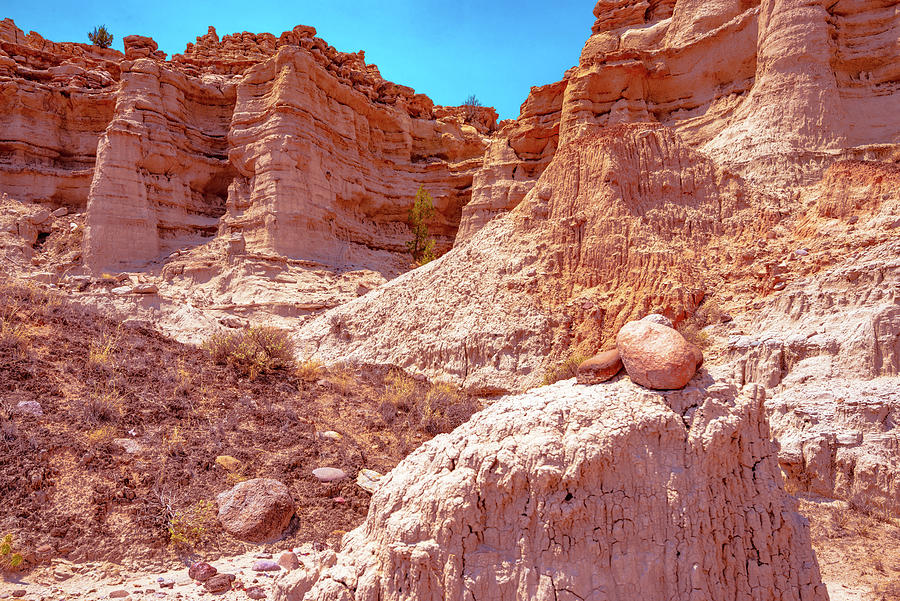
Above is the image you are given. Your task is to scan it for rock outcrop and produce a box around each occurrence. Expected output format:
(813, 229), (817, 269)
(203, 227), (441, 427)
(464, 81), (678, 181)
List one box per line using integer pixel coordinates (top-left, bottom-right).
(274, 378), (826, 601)
(0, 19), (119, 208)
(297, 123), (778, 392)
(0, 19), (491, 274)
(458, 0), (900, 241)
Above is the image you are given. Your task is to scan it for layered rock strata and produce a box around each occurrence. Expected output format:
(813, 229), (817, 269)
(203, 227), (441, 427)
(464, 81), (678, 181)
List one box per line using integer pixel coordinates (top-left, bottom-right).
(0, 19), (119, 207)
(297, 123), (780, 392)
(275, 378), (827, 601)
(458, 0), (900, 240)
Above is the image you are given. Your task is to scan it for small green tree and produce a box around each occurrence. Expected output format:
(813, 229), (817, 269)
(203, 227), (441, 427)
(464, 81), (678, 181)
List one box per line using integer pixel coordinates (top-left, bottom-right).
(88, 25), (114, 49)
(406, 186), (436, 265)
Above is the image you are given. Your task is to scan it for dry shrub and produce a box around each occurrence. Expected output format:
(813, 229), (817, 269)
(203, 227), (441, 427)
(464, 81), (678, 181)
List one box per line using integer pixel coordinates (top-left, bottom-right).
(542, 352), (589, 386)
(88, 329), (120, 368)
(167, 499), (216, 549)
(202, 325), (295, 378)
(82, 388), (123, 425)
(296, 355), (323, 382)
(678, 299), (725, 351)
(413, 382), (479, 435)
(326, 365), (355, 394)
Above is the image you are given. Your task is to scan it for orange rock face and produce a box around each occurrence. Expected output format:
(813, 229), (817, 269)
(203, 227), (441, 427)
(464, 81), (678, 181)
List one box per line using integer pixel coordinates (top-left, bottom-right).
(0, 19), (491, 273)
(0, 19), (119, 207)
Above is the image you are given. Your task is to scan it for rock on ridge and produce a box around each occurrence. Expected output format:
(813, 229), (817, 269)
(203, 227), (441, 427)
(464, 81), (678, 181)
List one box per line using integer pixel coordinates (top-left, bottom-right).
(274, 377), (827, 601)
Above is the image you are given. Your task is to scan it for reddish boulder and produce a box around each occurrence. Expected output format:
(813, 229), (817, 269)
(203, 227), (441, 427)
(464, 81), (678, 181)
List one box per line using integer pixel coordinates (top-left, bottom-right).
(203, 573), (235, 593)
(188, 561), (217, 582)
(216, 478), (294, 543)
(576, 349), (623, 385)
(616, 321), (703, 390)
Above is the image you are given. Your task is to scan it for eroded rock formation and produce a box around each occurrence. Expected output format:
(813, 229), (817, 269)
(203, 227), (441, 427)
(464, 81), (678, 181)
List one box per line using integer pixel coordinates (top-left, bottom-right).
(458, 0), (900, 240)
(297, 123), (781, 392)
(274, 378), (827, 601)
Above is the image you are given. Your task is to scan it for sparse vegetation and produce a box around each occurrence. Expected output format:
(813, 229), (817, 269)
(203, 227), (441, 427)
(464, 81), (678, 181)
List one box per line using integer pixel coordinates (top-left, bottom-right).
(0, 533), (24, 572)
(415, 382), (478, 435)
(542, 352), (590, 386)
(167, 499), (216, 549)
(406, 185), (436, 265)
(202, 325), (295, 378)
(88, 25), (114, 49)
(81, 387), (123, 425)
(296, 354), (323, 382)
(678, 299), (725, 351)
(462, 94), (482, 123)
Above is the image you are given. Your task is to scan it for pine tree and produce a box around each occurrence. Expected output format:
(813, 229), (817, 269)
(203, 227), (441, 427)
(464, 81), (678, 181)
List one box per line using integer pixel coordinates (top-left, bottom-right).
(88, 25), (114, 49)
(406, 186), (436, 265)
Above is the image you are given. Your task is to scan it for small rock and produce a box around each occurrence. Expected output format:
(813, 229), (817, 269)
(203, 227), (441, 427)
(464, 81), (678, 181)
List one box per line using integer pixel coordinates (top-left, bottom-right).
(276, 551), (299, 571)
(188, 562), (217, 582)
(846, 215), (859, 225)
(28, 209), (51, 225)
(720, 313), (733, 323)
(52, 207), (68, 217)
(318, 430), (342, 442)
(203, 573), (235, 593)
(215, 455), (241, 471)
(312, 467), (347, 483)
(11, 590), (27, 598)
(157, 577), (175, 589)
(576, 349), (623, 385)
(641, 313), (674, 328)
(108, 590), (130, 598)
(131, 283), (158, 294)
(773, 281), (787, 291)
(794, 248), (808, 256)
(111, 286), (132, 295)
(252, 559), (280, 572)
(356, 469), (382, 494)
(16, 400), (43, 416)
(245, 586), (267, 600)
(334, 496), (347, 504)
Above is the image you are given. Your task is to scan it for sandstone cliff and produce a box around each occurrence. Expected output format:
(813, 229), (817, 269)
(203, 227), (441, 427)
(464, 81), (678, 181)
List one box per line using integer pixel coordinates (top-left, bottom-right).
(275, 379), (826, 601)
(458, 0), (900, 241)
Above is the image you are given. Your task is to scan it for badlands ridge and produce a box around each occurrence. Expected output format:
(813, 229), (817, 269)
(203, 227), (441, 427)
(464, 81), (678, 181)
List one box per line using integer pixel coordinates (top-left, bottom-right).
(0, 0), (899, 599)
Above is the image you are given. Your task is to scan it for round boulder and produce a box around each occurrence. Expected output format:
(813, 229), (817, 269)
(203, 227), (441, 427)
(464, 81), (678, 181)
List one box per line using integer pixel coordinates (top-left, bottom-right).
(576, 349), (623, 385)
(616, 320), (703, 390)
(216, 478), (294, 543)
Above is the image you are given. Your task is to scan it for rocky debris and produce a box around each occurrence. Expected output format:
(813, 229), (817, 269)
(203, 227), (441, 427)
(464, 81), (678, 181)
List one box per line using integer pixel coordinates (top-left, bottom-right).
(355, 469), (382, 494)
(204, 572), (236, 593)
(575, 349), (623, 385)
(277, 551), (300, 571)
(641, 313), (674, 328)
(15, 400), (43, 416)
(311, 467), (346, 483)
(275, 378), (826, 601)
(246, 586), (267, 599)
(188, 561), (217, 582)
(295, 124), (771, 392)
(216, 455), (242, 471)
(617, 320), (703, 390)
(216, 478), (295, 543)
(252, 559), (281, 572)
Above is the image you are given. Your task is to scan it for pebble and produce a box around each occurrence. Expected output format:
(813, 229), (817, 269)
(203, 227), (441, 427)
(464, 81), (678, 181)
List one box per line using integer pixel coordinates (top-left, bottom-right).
(318, 430), (342, 442)
(795, 248), (808, 256)
(11, 591), (27, 598)
(245, 586), (267, 600)
(15, 400), (43, 416)
(252, 559), (281, 572)
(356, 469), (383, 493)
(108, 590), (130, 598)
(312, 467), (347, 483)
(52, 207), (68, 217)
(203, 573), (235, 593)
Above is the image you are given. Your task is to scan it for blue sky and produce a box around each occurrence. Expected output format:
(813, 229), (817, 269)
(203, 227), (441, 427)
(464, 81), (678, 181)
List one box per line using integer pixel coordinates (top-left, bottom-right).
(4, 1), (595, 119)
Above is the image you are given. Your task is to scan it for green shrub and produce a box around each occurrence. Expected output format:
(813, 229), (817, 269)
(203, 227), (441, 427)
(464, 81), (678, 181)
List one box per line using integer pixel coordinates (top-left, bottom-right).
(406, 186), (436, 265)
(168, 500), (215, 549)
(88, 25), (114, 48)
(202, 326), (295, 378)
(0, 534), (24, 571)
